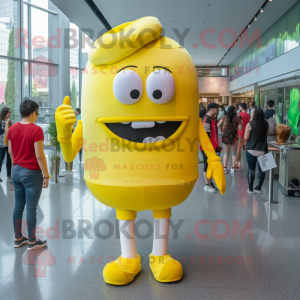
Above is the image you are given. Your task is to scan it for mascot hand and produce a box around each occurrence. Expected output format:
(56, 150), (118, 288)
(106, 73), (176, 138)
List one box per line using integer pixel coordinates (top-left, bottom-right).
(206, 156), (226, 194)
(55, 96), (77, 144)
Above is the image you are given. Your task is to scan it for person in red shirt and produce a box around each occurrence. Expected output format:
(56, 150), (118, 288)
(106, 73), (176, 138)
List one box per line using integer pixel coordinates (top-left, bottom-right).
(236, 103), (251, 167)
(7, 99), (50, 251)
(200, 103), (220, 193)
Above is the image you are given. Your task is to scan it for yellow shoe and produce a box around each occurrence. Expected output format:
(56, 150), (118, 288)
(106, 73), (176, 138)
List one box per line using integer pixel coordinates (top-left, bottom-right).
(103, 255), (141, 285)
(149, 253), (183, 282)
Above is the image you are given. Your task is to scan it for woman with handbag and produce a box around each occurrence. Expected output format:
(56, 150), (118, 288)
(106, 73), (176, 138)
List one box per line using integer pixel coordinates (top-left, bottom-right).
(218, 106), (242, 174)
(244, 108), (269, 194)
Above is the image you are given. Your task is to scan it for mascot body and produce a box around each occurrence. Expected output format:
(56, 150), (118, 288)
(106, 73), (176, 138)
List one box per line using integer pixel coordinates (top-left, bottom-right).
(56, 17), (225, 285)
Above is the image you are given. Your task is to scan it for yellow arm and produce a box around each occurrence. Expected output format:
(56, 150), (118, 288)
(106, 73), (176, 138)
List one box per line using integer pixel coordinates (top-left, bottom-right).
(60, 120), (83, 163)
(198, 118), (226, 194)
(55, 96), (83, 163)
(198, 118), (217, 159)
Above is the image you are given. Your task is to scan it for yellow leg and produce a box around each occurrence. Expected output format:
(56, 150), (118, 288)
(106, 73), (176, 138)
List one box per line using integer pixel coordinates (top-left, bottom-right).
(149, 208), (183, 282)
(103, 209), (141, 285)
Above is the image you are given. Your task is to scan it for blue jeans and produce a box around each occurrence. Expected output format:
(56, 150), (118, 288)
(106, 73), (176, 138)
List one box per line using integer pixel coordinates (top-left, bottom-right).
(0, 146), (12, 177)
(246, 151), (265, 191)
(12, 165), (43, 242)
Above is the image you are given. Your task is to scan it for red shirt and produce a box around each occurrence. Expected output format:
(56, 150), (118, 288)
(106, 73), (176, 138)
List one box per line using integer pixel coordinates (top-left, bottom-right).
(238, 112), (250, 138)
(7, 122), (44, 170)
(200, 115), (219, 151)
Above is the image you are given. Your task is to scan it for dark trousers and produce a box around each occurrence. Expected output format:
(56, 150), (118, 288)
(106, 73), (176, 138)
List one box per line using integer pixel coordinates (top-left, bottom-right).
(246, 151), (265, 191)
(0, 146), (12, 177)
(12, 165), (43, 242)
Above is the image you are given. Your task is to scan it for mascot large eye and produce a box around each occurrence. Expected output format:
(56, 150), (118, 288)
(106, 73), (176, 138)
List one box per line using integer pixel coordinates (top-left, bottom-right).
(113, 70), (143, 105)
(146, 71), (175, 104)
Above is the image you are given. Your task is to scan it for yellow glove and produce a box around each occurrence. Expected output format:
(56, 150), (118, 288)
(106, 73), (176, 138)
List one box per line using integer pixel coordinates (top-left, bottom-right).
(55, 96), (77, 144)
(206, 156), (226, 194)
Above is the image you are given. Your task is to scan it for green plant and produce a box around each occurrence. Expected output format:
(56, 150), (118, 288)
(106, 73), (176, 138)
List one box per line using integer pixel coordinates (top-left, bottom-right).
(47, 120), (61, 154)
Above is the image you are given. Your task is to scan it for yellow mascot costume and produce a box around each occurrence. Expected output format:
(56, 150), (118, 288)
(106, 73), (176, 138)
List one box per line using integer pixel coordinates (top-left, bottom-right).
(55, 16), (226, 285)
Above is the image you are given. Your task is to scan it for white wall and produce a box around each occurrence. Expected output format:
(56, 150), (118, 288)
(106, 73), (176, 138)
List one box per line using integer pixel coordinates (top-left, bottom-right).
(230, 46), (300, 92)
(198, 77), (230, 95)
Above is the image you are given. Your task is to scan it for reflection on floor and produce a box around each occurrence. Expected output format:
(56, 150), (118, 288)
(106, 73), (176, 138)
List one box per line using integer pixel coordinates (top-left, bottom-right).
(0, 151), (300, 300)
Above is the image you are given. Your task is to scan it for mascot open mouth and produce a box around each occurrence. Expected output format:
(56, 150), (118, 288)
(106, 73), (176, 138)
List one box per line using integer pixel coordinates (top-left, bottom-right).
(96, 116), (189, 149)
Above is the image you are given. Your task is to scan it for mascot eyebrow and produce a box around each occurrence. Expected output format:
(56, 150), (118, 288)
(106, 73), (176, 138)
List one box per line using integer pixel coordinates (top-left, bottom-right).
(117, 65), (138, 73)
(153, 66), (172, 73)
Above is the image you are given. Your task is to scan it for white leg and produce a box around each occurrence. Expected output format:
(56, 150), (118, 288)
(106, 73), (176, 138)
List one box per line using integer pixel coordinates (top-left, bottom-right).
(152, 217), (170, 256)
(119, 219), (138, 259)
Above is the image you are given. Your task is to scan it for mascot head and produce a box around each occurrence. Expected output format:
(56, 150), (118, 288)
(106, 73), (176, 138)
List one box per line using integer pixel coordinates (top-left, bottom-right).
(82, 16), (198, 151)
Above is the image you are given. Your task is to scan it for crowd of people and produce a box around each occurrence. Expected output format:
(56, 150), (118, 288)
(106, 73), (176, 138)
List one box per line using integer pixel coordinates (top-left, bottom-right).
(199, 100), (274, 194)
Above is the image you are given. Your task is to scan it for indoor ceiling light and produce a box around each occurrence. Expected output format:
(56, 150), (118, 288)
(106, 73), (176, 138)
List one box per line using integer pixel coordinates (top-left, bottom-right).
(255, 16), (257, 21)
(248, 24), (251, 28)
(260, 8), (263, 12)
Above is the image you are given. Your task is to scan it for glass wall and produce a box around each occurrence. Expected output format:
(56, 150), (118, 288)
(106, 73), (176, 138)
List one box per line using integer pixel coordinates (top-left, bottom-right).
(69, 24), (93, 110)
(1, 1), (93, 126)
(0, 0), (59, 126)
(230, 1), (300, 81)
(259, 76), (300, 128)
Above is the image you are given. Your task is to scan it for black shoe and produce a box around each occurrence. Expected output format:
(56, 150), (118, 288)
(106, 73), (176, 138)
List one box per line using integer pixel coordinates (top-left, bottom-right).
(14, 236), (28, 248)
(254, 186), (262, 194)
(27, 239), (48, 251)
(210, 182), (218, 191)
(0, 178), (3, 182)
(198, 159), (203, 163)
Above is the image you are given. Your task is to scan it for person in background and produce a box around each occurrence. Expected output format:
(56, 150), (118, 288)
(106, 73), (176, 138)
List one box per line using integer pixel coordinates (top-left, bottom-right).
(217, 105), (225, 123)
(75, 108), (81, 126)
(249, 102), (256, 121)
(244, 108), (269, 194)
(218, 106), (242, 173)
(200, 103), (220, 192)
(0, 107), (13, 182)
(199, 103), (206, 119)
(264, 100), (275, 120)
(235, 103), (240, 116)
(224, 104), (229, 112)
(236, 103), (250, 168)
(7, 99), (50, 250)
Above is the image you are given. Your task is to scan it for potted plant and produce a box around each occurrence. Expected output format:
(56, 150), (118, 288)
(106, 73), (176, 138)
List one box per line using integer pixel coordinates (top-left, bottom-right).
(47, 120), (61, 175)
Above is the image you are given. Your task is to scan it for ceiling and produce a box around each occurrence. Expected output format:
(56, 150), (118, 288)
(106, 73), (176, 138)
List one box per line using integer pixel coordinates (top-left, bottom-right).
(51, 0), (300, 66)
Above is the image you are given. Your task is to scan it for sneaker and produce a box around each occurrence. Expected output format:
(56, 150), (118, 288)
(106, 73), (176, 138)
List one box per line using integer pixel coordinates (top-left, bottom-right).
(198, 159), (203, 164)
(254, 187), (262, 194)
(210, 182), (219, 191)
(7, 177), (11, 181)
(204, 184), (217, 193)
(27, 239), (48, 251)
(230, 168), (236, 174)
(224, 167), (229, 174)
(14, 236), (28, 248)
(0, 178), (3, 182)
(247, 190), (253, 194)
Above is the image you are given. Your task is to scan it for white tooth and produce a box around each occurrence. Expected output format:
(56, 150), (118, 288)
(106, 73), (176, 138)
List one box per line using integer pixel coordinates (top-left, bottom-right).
(143, 137), (154, 143)
(131, 121), (155, 129)
(121, 122), (131, 124)
(154, 136), (165, 142)
(156, 121), (166, 124)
